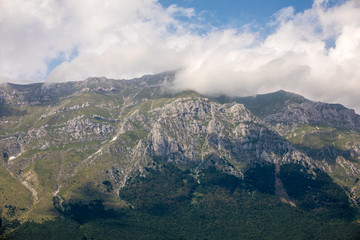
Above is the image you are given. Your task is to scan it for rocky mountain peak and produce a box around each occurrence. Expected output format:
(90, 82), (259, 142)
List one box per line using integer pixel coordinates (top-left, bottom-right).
(1, 74), (360, 232)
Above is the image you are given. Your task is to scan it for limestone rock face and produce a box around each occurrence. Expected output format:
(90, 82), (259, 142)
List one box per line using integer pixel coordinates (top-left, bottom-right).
(1, 72), (360, 214)
(118, 97), (312, 175)
(264, 101), (360, 134)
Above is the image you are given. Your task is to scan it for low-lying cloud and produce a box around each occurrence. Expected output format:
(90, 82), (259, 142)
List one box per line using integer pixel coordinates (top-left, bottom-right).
(0, 0), (359, 111)
(173, 0), (360, 112)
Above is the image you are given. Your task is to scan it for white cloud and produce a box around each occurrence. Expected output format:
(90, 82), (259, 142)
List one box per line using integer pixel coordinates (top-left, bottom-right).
(0, 0), (360, 112)
(0, 0), (191, 82)
(172, 0), (360, 112)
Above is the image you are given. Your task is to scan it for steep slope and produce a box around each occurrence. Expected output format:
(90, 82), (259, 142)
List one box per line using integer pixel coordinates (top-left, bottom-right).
(218, 90), (308, 118)
(230, 91), (360, 205)
(0, 72), (175, 221)
(0, 74), (359, 239)
(53, 94), (313, 206)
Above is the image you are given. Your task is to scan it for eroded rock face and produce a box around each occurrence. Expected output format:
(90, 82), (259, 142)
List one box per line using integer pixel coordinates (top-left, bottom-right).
(1, 73), (360, 214)
(118, 97), (312, 174)
(62, 116), (114, 137)
(265, 101), (360, 132)
(0, 135), (23, 159)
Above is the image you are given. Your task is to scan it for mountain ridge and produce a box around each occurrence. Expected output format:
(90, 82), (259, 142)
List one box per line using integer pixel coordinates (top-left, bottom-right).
(1, 73), (360, 239)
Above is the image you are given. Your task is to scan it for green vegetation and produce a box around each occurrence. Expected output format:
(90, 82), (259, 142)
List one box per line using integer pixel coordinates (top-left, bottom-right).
(285, 123), (360, 202)
(2, 79), (360, 239)
(280, 163), (355, 218)
(216, 90), (306, 118)
(5, 163), (359, 239)
(287, 124), (359, 154)
(0, 167), (33, 219)
(3, 218), (83, 240)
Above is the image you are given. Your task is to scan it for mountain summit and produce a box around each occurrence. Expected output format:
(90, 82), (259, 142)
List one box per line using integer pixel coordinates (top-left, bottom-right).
(1, 73), (360, 239)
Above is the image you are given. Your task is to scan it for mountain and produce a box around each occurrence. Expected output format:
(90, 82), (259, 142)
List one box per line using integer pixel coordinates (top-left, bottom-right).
(1, 73), (360, 239)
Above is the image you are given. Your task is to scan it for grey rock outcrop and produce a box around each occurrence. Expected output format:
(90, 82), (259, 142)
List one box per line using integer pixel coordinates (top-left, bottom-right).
(265, 101), (360, 131)
(117, 97), (313, 175)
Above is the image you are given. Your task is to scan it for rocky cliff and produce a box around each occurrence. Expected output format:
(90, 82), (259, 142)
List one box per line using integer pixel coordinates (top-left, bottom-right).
(1, 72), (360, 224)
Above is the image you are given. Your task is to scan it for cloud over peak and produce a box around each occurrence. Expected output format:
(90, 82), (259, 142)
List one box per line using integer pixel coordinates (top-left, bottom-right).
(173, 0), (360, 111)
(0, 0), (359, 111)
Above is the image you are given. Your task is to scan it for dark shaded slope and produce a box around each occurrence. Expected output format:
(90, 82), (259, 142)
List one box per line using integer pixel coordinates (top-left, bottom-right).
(7, 164), (360, 240)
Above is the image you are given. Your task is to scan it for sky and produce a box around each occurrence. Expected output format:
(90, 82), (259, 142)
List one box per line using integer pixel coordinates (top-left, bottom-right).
(159, 0), (314, 30)
(0, 0), (360, 112)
